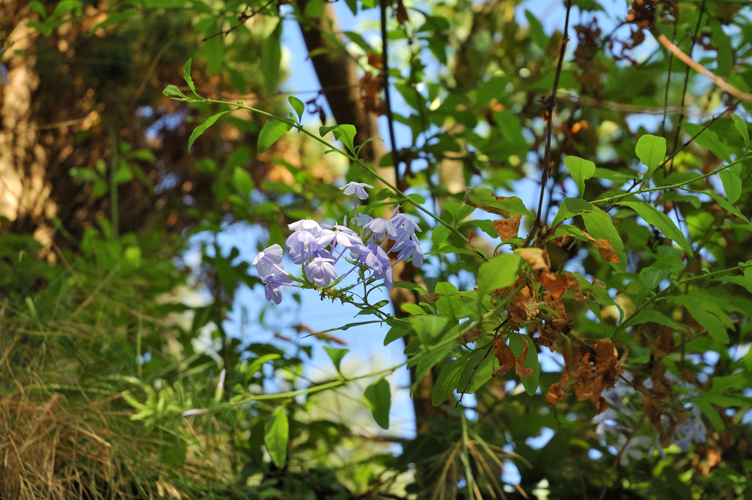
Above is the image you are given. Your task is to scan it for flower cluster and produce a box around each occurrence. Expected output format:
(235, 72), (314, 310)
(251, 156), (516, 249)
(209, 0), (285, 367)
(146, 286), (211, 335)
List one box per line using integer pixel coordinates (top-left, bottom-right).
(253, 182), (424, 304)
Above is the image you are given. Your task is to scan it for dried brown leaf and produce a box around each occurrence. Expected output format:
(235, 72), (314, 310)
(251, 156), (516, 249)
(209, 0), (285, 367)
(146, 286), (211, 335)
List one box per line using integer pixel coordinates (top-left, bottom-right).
(493, 339), (516, 378)
(395, 0), (409, 24)
(546, 382), (564, 405)
(515, 335), (533, 378)
(515, 248), (550, 271)
(566, 274), (588, 303)
(492, 215), (521, 240)
(584, 232), (620, 264)
(539, 271), (568, 298)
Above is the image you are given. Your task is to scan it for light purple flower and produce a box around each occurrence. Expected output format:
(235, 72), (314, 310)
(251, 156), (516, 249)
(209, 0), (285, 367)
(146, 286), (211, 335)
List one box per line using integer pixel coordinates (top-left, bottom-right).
(391, 213), (421, 234)
(286, 231), (319, 265)
(617, 435), (652, 466)
(252, 244), (283, 276)
(318, 225), (362, 248)
(674, 406), (706, 451)
(263, 269), (292, 304)
(305, 258), (338, 287)
(391, 238), (424, 266)
(353, 213), (373, 227)
(364, 217), (398, 240)
(361, 243), (390, 273)
(288, 219), (322, 237)
(341, 182), (373, 200)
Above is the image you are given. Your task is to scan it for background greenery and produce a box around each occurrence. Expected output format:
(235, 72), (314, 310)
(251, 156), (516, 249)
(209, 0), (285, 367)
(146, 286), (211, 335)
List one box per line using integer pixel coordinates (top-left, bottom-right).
(2, 0), (752, 499)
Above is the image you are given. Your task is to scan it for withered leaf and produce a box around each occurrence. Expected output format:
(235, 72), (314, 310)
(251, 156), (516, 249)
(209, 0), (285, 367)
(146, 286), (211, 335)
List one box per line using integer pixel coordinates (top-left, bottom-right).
(514, 335), (533, 378)
(515, 248), (550, 272)
(566, 274), (588, 303)
(594, 338), (622, 384)
(395, 0), (409, 24)
(546, 382), (564, 405)
(360, 71), (384, 115)
(492, 214), (522, 240)
(492, 339), (516, 378)
(584, 232), (620, 264)
(539, 271), (568, 298)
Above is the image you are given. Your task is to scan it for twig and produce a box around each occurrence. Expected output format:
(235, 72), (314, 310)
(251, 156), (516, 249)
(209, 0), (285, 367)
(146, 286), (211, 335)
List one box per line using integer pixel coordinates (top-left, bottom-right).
(525, 0), (573, 247)
(598, 414), (646, 500)
(456, 321), (507, 407)
(657, 34), (752, 104)
(661, 9), (678, 135)
(669, 0), (706, 173)
(603, 99), (740, 212)
(380, 0), (400, 184)
(202, 0), (277, 42)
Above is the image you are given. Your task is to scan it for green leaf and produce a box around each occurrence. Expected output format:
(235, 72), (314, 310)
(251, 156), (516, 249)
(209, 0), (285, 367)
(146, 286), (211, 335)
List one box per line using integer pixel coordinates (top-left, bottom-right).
(638, 256), (679, 290)
(394, 281), (428, 295)
(245, 353), (281, 382)
(432, 357), (469, 407)
(617, 201), (693, 257)
(684, 123), (731, 163)
(563, 156), (596, 198)
(581, 207), (627, 272)
(288, 96), (305, 122)
(265, 406), (289, 468)
(702, 190), (750, 224)
(733, 114), (749, 148)
(713, 275), (752, 294)
(258, 119), (290, 154)
(477, 254), (522, 297)
(509, 333), (540, 396)
(712, 373), (749, 392)
(384, 319), (411, 346)
(401, 303), (426, 315)
(364, 378), (391, 429)
(622, 309), (682, 331)
(524, 10), (548, 48)
(635, 134), (666, 179)
(322, 347), (349, 373)
(163, 85), (189, 100)
(29, 1), (47, 18)
(333, 124), (357, 154)
(463, 188), (534, 219)
(303, 0), (326, 17)
(696, 401), (724, 432)
(232, 167), (254, 197)
(435, 282), (463, 322)
(183, 59), (196, 95)
(457, 349), (495, 395)
(671, 296), (728, 344)
(188, 111), (230, 153)
(432, 225), (452, 246)
(720, 170), (742, 204)
(552, 198), (594, 226)
(261, 23), (282, 93)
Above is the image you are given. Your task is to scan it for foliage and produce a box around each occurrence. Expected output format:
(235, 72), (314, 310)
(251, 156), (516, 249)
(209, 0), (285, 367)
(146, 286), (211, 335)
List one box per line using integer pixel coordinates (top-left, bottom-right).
(4, 0), (752, 499)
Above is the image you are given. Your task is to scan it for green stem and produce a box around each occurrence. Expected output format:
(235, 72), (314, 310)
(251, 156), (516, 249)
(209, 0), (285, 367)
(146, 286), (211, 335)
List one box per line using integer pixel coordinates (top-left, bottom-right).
(232, 361), (407, 406)
(591, 155), (747, 206)
(199, 98), (488, 261)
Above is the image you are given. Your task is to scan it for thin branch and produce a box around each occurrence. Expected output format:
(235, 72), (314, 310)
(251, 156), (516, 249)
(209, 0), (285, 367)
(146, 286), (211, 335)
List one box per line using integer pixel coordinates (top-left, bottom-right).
(526, 0), (573, 247)
(598, 414), (646, 500)
(603, 98), (740, 212)
(456, 321), (507, 407)
(380, 0), (400, 183)
(657, 34), (752, 105)
(669, 0), (706, 173)
(661, 7), (678, 135)
(202, 0), (277, 42)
